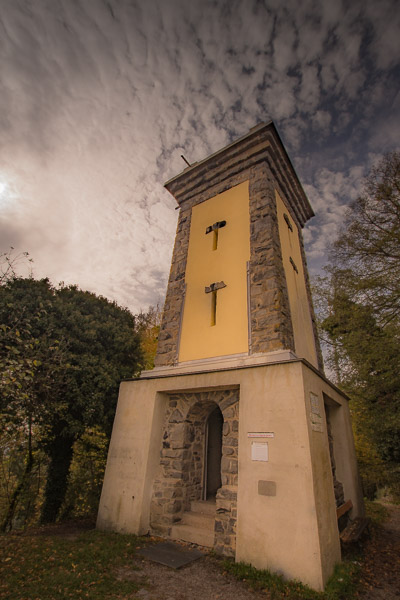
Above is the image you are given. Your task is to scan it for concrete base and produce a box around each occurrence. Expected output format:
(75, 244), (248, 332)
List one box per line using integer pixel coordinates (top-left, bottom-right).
(97, 358), (363, 591)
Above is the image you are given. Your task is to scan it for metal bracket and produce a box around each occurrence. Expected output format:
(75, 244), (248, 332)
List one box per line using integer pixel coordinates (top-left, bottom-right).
(205, 281), (226, 293)
(205, 220), (226, 234)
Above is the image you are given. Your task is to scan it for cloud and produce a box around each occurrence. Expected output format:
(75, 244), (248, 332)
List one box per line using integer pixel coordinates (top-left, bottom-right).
(0, 0), (399, 312)
(303, 164), (368, 273)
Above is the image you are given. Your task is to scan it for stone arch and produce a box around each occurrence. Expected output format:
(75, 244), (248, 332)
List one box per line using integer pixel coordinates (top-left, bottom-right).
(149, 388), (239, 556)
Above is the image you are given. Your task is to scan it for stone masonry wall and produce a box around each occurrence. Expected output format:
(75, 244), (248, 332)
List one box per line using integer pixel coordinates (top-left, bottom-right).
(248, 162), (295, 354)
(150, 388), (239, 557)
(154, 208), (191, 367)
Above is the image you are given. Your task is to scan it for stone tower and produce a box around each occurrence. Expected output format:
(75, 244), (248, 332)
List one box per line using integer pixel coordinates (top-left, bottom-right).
(97, 122), (363, 591)
(155, 122), (323, 370)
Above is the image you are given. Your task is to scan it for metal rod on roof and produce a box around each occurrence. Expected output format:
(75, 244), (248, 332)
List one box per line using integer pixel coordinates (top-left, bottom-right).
(181, 154), (191, 167)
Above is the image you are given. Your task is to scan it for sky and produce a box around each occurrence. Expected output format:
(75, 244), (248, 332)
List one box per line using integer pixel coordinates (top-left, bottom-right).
(0, 0), (399, 314)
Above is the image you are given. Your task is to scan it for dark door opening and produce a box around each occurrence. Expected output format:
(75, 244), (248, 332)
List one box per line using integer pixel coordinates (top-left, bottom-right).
(205, 406), (223, 499)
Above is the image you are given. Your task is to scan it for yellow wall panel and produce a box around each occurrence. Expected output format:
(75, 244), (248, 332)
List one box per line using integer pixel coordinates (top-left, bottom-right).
(178, 181), (250, 362)
(276, 191), (318, 368)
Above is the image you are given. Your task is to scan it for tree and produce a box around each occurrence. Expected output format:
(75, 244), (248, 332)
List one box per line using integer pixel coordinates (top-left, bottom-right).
(0, 277), (143, 526)
(333, 151), (400, 326)
(315, 152), (400, 498)
(60, 426), (109, 519)
(0, 248), (33, 285)
(135, 304), (162, 371)
(0, 264), (61, 530)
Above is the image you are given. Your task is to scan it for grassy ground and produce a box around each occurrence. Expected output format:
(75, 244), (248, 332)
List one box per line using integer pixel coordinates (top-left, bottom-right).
(0, 525), (361, 600)
(363, 498), (389, 524)
(0, 502), (389, 600)
(0, 527), (142, 599)
(222, 553), (361, 600)
(223, 500), (391, 600)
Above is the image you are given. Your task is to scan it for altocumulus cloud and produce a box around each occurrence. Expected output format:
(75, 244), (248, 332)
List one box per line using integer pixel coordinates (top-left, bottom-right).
(0, 0), (399, 311)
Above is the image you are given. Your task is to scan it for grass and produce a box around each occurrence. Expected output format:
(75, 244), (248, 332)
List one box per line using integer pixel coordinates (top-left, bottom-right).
(0, 500), (390, 600)
(222, 560), (322, 599)
(0, 531), (364, 600)
(0, 528), (143, 599)
(323, 559), (361, 600)
(364, 498), (389, 525)
(222, 557), (361, 600)
(221, 499), (392, 600)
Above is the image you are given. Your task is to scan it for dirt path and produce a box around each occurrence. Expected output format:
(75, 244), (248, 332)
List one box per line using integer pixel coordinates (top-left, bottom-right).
(356, 503), (400, 599)
(125, 554), (265, 600)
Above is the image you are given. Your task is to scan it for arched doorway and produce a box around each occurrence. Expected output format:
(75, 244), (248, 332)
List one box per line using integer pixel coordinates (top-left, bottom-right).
(204, 406), (223, 499)
(150, 389), (238, 555)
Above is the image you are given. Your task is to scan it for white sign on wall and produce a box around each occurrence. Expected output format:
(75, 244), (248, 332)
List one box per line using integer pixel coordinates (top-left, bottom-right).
(251, 442), (269, 462)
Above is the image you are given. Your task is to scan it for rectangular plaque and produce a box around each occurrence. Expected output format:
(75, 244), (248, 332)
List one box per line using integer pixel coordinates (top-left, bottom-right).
(310, 392), (321, 415)
(248, 432), (274, 438)
(258, 480), (276, 496)
(251, 442), (269, 461)
(310, 392), (323, 432)
(310, 412), (323, 432)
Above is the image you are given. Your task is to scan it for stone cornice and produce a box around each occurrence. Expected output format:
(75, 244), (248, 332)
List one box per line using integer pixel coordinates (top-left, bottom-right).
(164, 121), (314, 228)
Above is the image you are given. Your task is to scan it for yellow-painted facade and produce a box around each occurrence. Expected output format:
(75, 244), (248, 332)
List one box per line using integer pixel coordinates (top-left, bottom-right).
(275, 191), (318, 368)
(178, 181), (250, 362)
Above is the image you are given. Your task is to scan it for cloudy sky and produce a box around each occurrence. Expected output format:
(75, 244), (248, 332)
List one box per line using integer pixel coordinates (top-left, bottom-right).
(1, 0), (399, 314)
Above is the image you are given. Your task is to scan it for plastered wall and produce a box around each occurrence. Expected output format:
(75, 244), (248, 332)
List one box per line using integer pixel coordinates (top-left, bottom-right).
(178, 181), (250, 361)
(97, 360), (363, 590)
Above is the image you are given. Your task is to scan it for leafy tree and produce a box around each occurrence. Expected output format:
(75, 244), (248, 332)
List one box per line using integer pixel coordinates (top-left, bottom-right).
(60, 427), (109, 519)
(321, 289), (400, 482)
(332, 151), (400, 326)
(0, 277), (142, 526)
(135, 304), (162, 371)
(315, 152), (400, 498)
(0, 276), (62, 529)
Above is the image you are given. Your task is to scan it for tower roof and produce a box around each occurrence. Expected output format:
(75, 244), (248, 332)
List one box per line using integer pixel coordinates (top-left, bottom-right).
(164, 121), (314, 228)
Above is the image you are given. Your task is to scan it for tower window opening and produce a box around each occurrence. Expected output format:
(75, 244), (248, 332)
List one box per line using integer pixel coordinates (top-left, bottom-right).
(284, 213), (293, 232)
(290, 256), (298, 273)
(213, 229), (218, 251)
(205, 220), (227, 250)
(211, 290), (217, 326)
(205, 281), (226, 326)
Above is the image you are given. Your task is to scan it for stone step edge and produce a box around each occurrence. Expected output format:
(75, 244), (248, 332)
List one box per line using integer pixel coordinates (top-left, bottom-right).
(190, 500), (216, 515)
(181, 511), (215, 529)
(170, 523), (215, 548)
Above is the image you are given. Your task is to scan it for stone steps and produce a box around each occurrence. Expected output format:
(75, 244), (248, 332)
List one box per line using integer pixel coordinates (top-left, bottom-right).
(181, 510), (215, 529)
(191, 499), (216, 516)
(170, 500), (216, 548)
